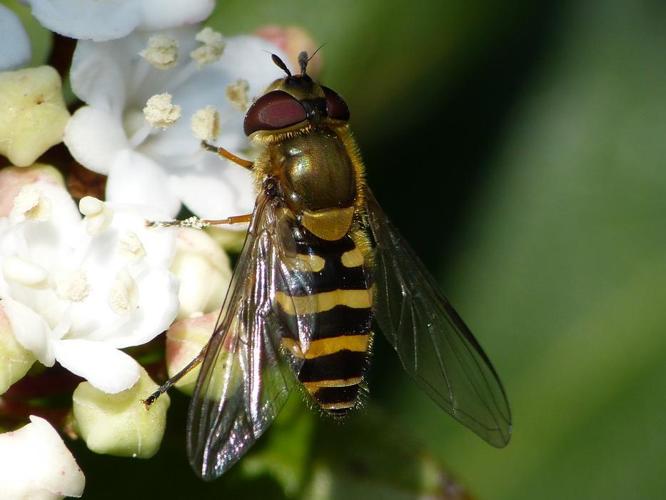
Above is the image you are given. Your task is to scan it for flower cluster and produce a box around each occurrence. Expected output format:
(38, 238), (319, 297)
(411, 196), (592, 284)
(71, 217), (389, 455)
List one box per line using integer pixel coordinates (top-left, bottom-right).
(0, 2), (317, 497)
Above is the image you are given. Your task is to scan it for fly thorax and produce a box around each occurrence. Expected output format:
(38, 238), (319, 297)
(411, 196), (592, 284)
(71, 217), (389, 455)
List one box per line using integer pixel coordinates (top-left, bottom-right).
(274, 130), (357, 241)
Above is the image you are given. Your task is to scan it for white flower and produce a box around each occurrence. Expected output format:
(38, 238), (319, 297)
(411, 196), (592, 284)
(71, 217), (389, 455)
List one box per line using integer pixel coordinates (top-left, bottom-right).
(0, 416), (85, 499)
(25, 0), (214, 42)
(0, 4), (31, 71)
(0, 181), (178, 393)
(64, 27), (287, 221)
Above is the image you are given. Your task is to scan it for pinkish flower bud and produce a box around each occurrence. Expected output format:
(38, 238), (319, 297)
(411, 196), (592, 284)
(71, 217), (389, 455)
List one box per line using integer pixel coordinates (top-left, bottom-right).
(255, 26), (323, 77)
(165, 312), (218, 395)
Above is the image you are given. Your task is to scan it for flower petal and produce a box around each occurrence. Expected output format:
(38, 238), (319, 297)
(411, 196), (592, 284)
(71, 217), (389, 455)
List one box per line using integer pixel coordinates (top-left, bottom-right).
(27, 0), (141, 41)
(138, 0), (214, 31)
(105, 268), (178, 349)
(69, 39), (137, 113)
(1, 298), (54, 366)
(53, 339), (140, 393)
(169, 153), (256, 220)
(106, 149), (182, 216)
(64, 106), (128, 175)
(0, 4), (31, 71)
(0, 416), (85, 499)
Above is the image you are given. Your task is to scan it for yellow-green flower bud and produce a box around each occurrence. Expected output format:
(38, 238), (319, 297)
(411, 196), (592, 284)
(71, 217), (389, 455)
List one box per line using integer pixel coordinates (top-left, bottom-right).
(72, 367), (170, 459)
(0, 66), (71, 166)
(0, 303), (36, 395)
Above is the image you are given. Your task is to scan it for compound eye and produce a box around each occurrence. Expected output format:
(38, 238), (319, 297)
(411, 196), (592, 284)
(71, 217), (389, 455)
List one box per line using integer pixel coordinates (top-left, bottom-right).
(244, 91), (307, 135)
(322, 86), (350, 121)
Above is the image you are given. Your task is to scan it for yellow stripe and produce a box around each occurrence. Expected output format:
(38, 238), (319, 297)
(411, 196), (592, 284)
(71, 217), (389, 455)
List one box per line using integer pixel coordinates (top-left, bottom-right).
(294, 253), (325, 272)
(319, 401), (356, 410)
(302, 377), (363, 392)
(341, 248), (364, 268)
(276, 288), (372, 315)
(282, 335), (369, 360)
(306, 334), (369, 358)
(301, 207), (354, 241)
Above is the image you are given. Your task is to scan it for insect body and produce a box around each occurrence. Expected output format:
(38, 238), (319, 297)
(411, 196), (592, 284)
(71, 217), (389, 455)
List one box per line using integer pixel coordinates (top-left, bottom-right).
(151, 52), (512, 480)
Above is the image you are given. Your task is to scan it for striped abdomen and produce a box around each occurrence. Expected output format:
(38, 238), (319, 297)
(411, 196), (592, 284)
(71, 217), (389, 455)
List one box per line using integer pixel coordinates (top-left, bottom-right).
(276, 227), (373, 416)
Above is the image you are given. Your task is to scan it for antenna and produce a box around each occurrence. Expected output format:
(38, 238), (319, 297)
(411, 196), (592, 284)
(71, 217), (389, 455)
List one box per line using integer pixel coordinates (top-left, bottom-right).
(298, 44), (326, 76)
(271, 54), (291, 77)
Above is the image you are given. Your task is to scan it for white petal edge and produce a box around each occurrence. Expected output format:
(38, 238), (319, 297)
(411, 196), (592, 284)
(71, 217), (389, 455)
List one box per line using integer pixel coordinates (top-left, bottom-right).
(106, 150), (182, 216)
(27, 0), (141, 41)
(0, 5), (31, 71)
(1, 298), (54, 366)
(69, 39), (134, 114)
(53, 339), (140, 393)
(64, 106), (129, 175)
(0, 416), (85, 499)
(138, 0), (214, 31)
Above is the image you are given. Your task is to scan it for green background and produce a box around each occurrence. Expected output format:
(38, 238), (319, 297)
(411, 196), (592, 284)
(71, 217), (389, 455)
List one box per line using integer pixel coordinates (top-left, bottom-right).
(6, 0), (666, 498)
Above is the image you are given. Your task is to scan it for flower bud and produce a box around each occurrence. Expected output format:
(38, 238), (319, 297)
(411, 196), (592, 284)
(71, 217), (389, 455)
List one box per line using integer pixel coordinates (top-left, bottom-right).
(165, 311), (217, 395)
(0, 66), (71, 166)
(0, 303), (36, 395)
(72, 367), (170, 459)
(255, 26), (323, 77)
(166, 311), (240, 399)
(171, 228), (232, 320)
(0, 164), (64, 217)
(0, 416), (85, 499)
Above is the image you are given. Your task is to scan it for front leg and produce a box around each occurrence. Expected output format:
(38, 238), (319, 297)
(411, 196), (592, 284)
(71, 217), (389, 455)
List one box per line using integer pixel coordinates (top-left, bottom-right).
(202, 141), (254, 170)
(146, 213), (252, 229)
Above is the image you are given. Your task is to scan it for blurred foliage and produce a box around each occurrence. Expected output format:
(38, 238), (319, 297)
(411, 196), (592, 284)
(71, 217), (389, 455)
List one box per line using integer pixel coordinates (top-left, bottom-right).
(383, 1), (666, 499)
(7, 0), (666, 498)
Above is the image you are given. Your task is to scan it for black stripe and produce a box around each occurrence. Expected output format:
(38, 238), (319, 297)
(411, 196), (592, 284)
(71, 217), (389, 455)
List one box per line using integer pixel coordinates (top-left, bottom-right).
(277, 305), (372, 340)
(313, 384), (360, 404)
(293, 231), (356, 256)
(277, 225), (372, 295)
(277, 263), (367, 295)
(298, 350), (367, 382)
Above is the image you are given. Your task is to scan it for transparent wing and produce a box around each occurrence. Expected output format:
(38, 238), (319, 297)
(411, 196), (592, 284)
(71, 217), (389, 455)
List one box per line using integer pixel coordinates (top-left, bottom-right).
(186, 190), (314, 480)
(364, 190), (512, 447)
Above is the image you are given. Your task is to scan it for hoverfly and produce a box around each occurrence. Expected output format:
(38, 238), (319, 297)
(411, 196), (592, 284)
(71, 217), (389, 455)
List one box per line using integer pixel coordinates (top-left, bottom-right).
(146, 51), (511, 480)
